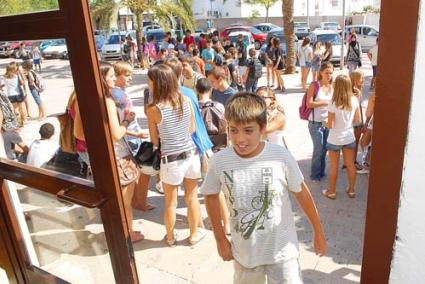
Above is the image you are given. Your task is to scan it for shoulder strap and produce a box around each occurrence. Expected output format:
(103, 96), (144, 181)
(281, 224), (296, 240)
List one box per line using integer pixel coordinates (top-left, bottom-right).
(312, 81), (320, 121)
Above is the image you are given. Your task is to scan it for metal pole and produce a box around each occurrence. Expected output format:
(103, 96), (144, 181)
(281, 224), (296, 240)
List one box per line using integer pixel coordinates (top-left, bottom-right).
(307, 0), (310, 28)
(340, 0), (346, 69)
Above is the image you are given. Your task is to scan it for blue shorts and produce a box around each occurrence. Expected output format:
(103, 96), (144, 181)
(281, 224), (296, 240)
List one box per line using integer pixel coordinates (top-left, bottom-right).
(33, 59), (40, 65)
(312, 64), (321, 72)
(303, 62), (312, 68)
(326, 141), (356, 151)
(30, 88), (42, 106)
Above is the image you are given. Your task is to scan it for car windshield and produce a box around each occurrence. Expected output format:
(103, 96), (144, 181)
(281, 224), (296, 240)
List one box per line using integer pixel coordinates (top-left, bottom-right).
(295, 22), (308, 27)
(317, 34), (341, 44)
(229, 35), (250, 46)
(250, 27), (264, 35)
(265, 32), (285, 45)
(147, 32), (164, 42)
(52, 40), (66, 46)
(107, 35), (125, 44)
(323, 23), (339, 29)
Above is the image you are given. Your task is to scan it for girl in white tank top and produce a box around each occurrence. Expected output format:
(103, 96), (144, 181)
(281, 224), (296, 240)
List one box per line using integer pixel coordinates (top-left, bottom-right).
(256, 87), (286, 147)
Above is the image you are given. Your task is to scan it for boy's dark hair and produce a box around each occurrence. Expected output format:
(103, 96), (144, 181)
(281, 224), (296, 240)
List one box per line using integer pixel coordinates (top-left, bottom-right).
(192, 48), (200, 56)
(212, 38), (219, 45)
(39, 123), (55, 139)
(179, 54), (193, 64)
(160, 48), (167, 54)
(165, 57), (183, 78)
(186, 29), (191, 33)
(206, 39), (212, 44)
(196, 78), (212, 94)
(225, 92), (267, 129)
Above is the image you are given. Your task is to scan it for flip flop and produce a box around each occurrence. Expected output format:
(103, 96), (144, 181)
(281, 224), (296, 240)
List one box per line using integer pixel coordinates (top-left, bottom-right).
(130, 231), (145, 243)
(164, 231), (178, 247)
(346, 190), (356, 198)
(189, 228), (206, 246)
(322, 189), (336, 200)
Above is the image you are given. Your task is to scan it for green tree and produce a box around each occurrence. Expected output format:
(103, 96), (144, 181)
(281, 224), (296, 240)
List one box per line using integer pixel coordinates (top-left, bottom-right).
(0, 0), (58, 15)
(282, 0), (296, 74)
(244, 0), (279, 23)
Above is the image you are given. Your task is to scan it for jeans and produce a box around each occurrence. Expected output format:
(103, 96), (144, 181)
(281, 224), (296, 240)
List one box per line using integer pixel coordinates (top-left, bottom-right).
(347, 61), (359, 73)
(30, 88), (42, 106)
(308, 121), (329, 180)
(245, 77), (258, 93)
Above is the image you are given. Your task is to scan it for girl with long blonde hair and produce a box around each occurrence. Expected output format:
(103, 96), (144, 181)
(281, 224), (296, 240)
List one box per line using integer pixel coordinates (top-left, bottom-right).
(3, 61), (28, 125)
(322, 75), (361, 200)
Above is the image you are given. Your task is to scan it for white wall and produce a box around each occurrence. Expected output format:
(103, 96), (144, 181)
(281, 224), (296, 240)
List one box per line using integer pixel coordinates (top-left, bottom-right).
(389, 0), (425, 282)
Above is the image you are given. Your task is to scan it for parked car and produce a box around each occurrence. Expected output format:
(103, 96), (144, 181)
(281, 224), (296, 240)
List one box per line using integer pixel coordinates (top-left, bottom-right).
(308, 30), (346, 65)
(319, 22), (342, 33)
(294, 22), (310, 39)
(42, 39), (68, 59)
(143, 23), (161, 33)
(220, 25), (267, 49)
(258, 28), (299, 65)
(344, 24), (379, 52)
(94, 34), (106, 52)
(228, 31), (255, 52)
(253, 23), (280, 34)
(101, 30), (136, 61)
(39, 40), (58, 52)
(146, 28), (173, 49)
(0, 41), (32, 58)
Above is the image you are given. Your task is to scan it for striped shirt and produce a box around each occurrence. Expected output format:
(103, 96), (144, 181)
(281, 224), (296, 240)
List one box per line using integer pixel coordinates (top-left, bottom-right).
(201, 143), (304, 268)
(157, 99), (195, 156)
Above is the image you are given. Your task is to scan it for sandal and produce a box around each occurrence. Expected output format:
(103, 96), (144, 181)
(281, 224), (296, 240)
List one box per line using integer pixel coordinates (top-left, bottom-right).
(322, 190), (336, 200)
(189, 228), (206, 246)
(346, 190), (356, 198)
(164, 231), (178, 247)
(130, 231), (145, 243)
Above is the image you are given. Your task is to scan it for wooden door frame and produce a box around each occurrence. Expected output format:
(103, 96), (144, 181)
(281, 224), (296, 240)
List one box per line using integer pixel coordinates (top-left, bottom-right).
(0, 1), (139, 283)
(361, 0), (421, 282)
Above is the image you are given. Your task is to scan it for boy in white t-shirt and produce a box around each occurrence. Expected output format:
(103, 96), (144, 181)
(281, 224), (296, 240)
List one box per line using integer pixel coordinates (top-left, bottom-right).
(201, 92), (326, 283)
(27, 123), (58, 167)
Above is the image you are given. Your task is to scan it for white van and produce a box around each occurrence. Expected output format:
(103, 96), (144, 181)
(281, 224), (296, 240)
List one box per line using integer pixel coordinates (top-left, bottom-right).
(345, 25), (379, 52)
(101, 30), (136, 61)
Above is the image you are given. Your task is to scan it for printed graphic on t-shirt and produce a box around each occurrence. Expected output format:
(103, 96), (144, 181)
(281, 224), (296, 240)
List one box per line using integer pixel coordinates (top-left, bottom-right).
(223, 167), (279, 240)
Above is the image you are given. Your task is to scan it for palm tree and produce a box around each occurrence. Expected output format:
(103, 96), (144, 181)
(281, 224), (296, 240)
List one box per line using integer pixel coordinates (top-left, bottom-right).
(282, 0), (296, 74)
(90, 0), (194, 60)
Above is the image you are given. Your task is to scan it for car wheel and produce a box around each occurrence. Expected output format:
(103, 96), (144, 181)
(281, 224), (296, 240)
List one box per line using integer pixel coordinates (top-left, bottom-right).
(254, 41), (261, 50)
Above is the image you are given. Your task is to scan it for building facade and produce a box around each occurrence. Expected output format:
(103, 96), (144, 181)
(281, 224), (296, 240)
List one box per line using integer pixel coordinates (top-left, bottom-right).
(193, 0), (381, 20)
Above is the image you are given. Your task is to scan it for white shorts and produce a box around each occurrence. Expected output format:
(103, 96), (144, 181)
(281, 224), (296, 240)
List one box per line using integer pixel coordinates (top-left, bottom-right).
(233, 258), (303, 284)
(160, 152), (201, 185)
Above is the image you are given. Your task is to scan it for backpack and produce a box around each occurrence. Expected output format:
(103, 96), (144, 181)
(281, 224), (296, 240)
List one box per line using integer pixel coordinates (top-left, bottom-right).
(249, 58), (263, 79)
(213, 53), (223, 66)
(30, 70), (46, 93)
(299, 81), (320, 120)
(199, 101), (228, 151)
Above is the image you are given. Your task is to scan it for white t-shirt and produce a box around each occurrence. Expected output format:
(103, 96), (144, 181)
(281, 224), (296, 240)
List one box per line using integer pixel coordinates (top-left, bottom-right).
(308, 85), (333, 122)
(369, 45), (378, 66)
(26, 139), (58, 167)
(201, 143), (304, 268)
(298, 46), (313, 66)
(327, 96), (359, 145)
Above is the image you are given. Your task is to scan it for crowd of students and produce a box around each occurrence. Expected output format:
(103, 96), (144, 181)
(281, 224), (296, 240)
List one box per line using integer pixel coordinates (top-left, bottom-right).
(0, 28), (378, 283)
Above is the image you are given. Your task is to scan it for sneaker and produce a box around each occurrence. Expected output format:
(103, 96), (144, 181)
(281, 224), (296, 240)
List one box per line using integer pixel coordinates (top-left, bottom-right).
(189, 228), (206, 246)
(155, 182), (164, 194)
(354, 161), (363, 171)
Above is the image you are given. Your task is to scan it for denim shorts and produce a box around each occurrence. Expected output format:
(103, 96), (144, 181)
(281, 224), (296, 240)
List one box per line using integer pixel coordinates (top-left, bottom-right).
(30, 88), (42, 106)
(302, 62), (312, 68)
(326, 141), (356, 151)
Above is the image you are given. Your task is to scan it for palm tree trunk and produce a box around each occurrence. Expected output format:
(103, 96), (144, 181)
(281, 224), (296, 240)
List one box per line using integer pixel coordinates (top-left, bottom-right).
(265, 7), (269, 23)
(135, 12), (143, 63)
(282, 0), (296, 74)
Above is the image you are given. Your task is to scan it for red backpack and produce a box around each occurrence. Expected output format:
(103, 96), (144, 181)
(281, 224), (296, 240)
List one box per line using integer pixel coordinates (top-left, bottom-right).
(299, 81), (320, 120)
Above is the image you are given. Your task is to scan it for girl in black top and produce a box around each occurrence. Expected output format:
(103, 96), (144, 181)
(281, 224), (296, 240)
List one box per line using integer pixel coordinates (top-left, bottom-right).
(264, 36), (276, 87)
(272, 38), (286, 92)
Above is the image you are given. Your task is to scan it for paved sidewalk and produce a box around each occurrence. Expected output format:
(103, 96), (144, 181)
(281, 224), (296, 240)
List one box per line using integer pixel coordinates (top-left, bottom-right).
(3, 57), (373, 283)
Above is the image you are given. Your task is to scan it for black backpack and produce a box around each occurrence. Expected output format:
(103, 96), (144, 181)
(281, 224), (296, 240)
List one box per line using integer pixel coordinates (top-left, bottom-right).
(199, 101), (227, 151)
(249, 58), (263, 79)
